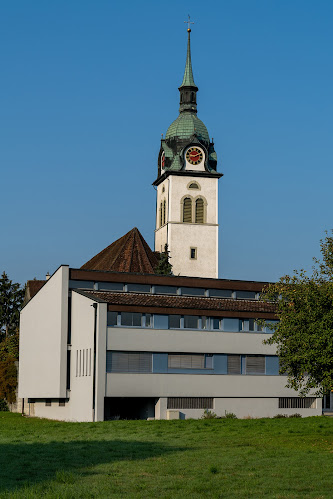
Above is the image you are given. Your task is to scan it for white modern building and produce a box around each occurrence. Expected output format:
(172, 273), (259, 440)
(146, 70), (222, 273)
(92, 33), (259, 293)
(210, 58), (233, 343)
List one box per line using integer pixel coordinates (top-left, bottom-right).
(18, 28), (323, 421)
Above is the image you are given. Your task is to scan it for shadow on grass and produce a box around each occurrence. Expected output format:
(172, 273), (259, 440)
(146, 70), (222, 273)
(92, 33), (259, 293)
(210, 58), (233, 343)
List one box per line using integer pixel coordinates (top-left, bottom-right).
(0, 439), (185, 492)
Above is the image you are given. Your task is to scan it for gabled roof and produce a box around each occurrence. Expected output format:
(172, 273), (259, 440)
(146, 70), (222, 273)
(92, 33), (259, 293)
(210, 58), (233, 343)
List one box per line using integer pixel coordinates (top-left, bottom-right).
(23, 280), (46, 305)
(80, 228), (159, 274)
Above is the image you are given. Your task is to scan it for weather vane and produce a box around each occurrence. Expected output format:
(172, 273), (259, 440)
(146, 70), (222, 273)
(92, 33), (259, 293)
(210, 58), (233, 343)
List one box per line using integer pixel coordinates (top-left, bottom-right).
(184, 15), (194, 32)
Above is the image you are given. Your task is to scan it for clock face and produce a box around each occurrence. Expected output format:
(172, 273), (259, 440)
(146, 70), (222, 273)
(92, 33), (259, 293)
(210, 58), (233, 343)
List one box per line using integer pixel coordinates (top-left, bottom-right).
(186, 147), (204, 165)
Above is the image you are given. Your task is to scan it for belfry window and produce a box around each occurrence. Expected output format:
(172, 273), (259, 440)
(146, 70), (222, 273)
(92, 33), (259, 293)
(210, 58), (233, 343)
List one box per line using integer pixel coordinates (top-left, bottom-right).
(160, 202), (163, 227)
(183, 197), (192, 222)
(195, 198), (204, 223)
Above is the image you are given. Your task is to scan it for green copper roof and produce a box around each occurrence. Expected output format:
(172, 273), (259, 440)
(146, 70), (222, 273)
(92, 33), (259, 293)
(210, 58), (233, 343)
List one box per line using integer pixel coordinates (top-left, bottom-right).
(179, 30), (196, 89)
(165, 113), (209, 142)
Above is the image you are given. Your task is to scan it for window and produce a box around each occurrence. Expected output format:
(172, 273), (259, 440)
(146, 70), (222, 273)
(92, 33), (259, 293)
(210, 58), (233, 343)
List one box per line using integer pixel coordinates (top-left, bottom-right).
(188, 182), (199, 189)
(236, 290), (257, 300)
(212, 317), (221, 329)
(245, 355), (265, 374)
(45, 399), (51, 407)
(66, 350), (71, 389)
(154, 285), (178, 295)
(279, 397), (316, 409)
(106, 351), (152, 373)
(190, 247), (197, 259)
(240, 319), (263, 332)
(169, 315), (181, 328)
(98, 282), (123, 292)
(183, 197), (192, 222)
(184, 315), (199, 329)
(107, 311), (118, 326)
(163, 200), (166, 225)
(160, 202), (163, 226)
(182, 287), (205, 296)
(168, 354), (205, 369)
(167, 397), (213, 409)
(145, 314), (152, 327)
(120, 312), (142, 327)
(227, 355), (241, 374)
(209, 289), (233, 298)
(195, 198), (204, 223)
(59, 399), (66, 407)
(127, 283), (151, 293)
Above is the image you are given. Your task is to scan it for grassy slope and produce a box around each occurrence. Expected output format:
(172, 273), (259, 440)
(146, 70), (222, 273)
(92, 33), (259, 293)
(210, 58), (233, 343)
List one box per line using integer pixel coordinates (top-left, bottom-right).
(0, 413), (332, 498)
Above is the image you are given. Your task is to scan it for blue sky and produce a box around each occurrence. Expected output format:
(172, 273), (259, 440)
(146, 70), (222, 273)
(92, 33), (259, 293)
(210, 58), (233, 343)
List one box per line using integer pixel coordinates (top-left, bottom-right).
(1, 0), (332, 286)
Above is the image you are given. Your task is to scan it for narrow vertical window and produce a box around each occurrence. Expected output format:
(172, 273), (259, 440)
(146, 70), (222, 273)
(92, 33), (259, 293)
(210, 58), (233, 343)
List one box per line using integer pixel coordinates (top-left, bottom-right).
(82, 350), (85, 377)
(89, 348), (92, 376)
(160, 202), (163, 226)
(86, 349), (88, 375)
(163, 200), (166, 225)
(195, 198), (204, 223)
(79, 350), (82, 377)
(183, 197), (192, 222)
(76, 350), (78, 377)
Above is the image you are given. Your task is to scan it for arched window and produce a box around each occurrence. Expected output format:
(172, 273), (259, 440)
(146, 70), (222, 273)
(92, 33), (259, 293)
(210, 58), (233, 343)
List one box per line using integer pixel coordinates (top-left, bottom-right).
(160, 202), (163, 227)
(189, 182), (199, 190)
(195, 198), (204, 223)
(163, 200), (166, 225)
(183, 197), (192, 223)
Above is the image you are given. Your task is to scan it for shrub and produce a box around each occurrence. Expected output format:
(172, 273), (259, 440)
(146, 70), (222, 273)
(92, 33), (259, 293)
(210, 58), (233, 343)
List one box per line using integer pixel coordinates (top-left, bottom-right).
(0, 399), (9, 411)
(273, 414), (288, 418)
(223, 411), (237, 419)
(289, 413), (302, 418)
(201, 409), (218, 419)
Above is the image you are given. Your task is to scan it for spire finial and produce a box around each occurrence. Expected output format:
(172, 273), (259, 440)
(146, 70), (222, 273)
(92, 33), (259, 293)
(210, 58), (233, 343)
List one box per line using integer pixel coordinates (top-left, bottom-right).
(184, 14), (194, 32)
(179, 17), (197, 89)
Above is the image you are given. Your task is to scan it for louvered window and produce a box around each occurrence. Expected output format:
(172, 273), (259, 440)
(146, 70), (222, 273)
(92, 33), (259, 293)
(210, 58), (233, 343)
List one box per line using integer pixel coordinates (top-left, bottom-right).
(168, 397), (213, 409)
(163, 200), (166, 224)
(106, 351), (152, 373)
(279, 397), (316, 409)
(245, 355), (265, 374)
(228, 355), (241, 374)
(195, 198), (204, 223)
(168, 354), (205, 369)
(183, 197), (192, 222)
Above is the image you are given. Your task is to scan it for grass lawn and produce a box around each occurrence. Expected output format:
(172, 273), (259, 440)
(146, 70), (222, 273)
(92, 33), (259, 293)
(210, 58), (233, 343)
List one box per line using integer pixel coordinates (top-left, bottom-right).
(0, 413), (332, 498)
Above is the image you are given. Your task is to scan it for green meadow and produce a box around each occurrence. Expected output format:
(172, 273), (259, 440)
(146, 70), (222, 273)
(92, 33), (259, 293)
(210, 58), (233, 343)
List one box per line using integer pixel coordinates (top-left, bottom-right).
(0, 413), (332, 498)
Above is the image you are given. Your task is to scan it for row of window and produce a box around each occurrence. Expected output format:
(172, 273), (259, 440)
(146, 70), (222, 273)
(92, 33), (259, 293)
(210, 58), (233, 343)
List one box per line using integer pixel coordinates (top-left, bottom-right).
(106, 351), (275, 375)
(107, 312), (276, 332)
(69, 280), (261, 300)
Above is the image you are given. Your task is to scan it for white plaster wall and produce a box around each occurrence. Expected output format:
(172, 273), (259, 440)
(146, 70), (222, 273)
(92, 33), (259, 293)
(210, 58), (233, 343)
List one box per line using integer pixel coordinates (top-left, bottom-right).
(106, 373), (320, 413)
(70, 292), (107, 422)
(157, 398), (321, 419)
(19, 266), (69, 398)
(28, 400), (71, 420)
(169, 223), (218, 278)
(107, 328), (275, 355)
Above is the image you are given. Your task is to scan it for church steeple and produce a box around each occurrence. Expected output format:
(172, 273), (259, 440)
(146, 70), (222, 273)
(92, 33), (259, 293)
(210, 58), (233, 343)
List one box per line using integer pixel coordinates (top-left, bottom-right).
(178, 28), (198, 114)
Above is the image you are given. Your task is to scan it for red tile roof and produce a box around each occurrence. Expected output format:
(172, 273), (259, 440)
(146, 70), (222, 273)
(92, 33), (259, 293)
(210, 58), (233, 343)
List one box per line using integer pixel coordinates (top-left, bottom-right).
(24, 280), (46, 305)
(81, 228), (159, 274)
(80, 290), (276, 316)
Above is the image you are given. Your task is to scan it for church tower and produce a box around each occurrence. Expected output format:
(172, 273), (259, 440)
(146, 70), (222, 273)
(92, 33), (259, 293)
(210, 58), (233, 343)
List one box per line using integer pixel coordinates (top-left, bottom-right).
(153, 26), (222, 278)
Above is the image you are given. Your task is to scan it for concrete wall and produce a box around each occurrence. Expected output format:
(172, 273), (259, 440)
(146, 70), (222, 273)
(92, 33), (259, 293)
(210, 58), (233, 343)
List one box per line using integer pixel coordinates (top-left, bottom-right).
(19, 266), (69, 399)
(155, 397), (321, 419)
(107, 327), (274, 355)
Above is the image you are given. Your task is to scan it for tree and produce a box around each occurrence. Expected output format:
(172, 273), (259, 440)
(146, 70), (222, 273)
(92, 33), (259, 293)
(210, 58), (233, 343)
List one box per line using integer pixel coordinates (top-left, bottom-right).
(262, 232), (333, 396)
(155, 244), (173, 276)
(0, 272), (24, 340)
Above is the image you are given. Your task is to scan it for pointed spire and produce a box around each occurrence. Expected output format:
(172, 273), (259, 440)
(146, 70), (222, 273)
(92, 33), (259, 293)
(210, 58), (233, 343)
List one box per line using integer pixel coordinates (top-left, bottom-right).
(179, 29), (197, 89)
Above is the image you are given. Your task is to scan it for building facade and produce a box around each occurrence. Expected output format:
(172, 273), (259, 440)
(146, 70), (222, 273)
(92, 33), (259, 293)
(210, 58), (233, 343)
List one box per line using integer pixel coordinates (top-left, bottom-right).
(18, 29), (324, 421)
